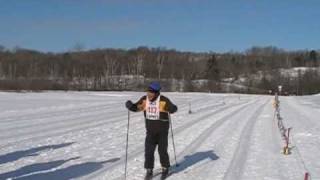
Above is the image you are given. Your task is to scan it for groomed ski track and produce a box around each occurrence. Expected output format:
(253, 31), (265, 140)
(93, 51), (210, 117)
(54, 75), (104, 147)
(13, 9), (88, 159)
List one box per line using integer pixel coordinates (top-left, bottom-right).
(0, 92), (319, 180)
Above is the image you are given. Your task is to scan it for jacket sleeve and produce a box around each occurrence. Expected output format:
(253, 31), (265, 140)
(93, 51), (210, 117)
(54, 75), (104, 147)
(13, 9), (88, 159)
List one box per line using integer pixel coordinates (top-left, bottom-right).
(166, 97), (178, 114)
(129, 96), (145, 112)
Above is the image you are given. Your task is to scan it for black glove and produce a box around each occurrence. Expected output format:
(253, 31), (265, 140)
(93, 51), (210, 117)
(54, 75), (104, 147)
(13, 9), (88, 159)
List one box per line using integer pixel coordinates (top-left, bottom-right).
(169, 105), (178, 113)
(125, 100), (133, 109)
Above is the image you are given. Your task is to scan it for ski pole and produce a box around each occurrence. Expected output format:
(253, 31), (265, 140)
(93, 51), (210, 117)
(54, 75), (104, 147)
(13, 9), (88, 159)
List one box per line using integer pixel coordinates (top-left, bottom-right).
(125, 110), (130, 180)
(168, 113), (179, 167)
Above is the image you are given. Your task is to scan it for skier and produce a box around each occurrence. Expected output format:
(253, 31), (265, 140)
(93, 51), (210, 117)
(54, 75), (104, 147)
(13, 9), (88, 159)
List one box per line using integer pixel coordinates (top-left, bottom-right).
(125, 82), (178, 179)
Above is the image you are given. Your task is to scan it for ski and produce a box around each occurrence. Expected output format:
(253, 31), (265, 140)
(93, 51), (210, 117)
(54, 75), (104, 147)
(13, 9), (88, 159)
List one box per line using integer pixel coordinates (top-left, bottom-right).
(144, 169), (161, 180)
(145, 167), (175, 180)
(152, 171), (174, 180)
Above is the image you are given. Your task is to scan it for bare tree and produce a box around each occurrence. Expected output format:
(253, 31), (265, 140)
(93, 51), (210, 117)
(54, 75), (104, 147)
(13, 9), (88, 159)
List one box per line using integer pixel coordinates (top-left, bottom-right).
(156, 49), (165, 80)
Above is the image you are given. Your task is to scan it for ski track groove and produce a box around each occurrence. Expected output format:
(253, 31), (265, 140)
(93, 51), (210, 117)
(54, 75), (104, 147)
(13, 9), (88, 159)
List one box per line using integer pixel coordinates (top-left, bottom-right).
(165, 97), (267, 180)
(0, 102), (112, 123)
(175, 100), (260, 158)
(0, 94), (255, 180)
(0, 103), (142, 133)
(0, 97), (228, 150)
(66, 100), (252, 171)
(222, 99), (268, 180)
(1, 96), (202, 131)
(33, 100), (248, 166)
(0, 112), (141, 149)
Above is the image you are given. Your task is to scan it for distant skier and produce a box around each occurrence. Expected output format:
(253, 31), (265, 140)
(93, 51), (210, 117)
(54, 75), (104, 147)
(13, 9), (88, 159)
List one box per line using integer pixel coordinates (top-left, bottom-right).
(125, 82), (178, 179)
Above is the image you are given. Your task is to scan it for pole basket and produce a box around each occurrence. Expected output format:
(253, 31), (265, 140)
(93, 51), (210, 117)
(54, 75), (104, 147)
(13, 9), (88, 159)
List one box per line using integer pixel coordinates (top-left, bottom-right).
(283, 146), (290, 155)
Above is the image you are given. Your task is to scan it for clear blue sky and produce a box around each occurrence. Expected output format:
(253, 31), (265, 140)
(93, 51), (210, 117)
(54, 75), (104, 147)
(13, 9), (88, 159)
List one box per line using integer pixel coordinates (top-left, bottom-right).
(1, 0), (319, 53)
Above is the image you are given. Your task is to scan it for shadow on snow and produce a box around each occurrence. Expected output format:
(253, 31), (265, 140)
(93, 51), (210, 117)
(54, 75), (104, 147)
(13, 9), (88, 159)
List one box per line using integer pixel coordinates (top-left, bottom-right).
(173, 150), (219, 173)
(0, 142), (75, 164)
(0, 142), (120, 179)
(0, 157), (120, 180)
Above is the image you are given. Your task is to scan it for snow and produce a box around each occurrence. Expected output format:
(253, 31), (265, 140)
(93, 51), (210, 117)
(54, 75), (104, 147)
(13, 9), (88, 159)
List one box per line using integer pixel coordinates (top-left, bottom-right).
(0, 91), (319, 180)
(280, 67), (320, 78)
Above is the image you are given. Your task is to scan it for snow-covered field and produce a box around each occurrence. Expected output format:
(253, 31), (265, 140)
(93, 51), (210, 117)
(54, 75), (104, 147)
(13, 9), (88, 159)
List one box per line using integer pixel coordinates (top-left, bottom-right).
(0, 91), (319, 180)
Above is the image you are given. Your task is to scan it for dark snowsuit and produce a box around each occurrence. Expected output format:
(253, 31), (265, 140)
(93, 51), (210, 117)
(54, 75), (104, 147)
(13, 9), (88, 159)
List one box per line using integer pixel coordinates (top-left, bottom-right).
(127, 94), (177, 169)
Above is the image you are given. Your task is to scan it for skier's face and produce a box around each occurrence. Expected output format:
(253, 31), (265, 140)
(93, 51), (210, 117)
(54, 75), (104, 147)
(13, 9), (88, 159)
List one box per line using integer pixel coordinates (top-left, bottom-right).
(147, 90), (156, 100)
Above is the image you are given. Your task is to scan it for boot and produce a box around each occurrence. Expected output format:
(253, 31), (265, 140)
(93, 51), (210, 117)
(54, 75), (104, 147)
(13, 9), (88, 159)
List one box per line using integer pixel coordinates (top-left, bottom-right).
(144, 168), (153, 180)
(161, 167), (169, 179)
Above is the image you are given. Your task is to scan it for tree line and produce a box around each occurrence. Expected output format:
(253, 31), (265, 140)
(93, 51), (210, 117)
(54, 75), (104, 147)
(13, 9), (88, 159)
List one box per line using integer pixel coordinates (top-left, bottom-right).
(0, 45), (319, 94)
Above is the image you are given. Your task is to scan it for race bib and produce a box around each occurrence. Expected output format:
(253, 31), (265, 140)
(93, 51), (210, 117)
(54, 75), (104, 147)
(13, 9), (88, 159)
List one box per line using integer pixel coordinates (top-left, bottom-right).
(146, 96), (160, 120)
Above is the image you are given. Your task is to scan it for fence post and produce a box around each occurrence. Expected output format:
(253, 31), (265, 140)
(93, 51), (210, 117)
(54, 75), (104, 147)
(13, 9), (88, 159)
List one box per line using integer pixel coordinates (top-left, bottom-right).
(283, 128), (292, 155)
(304, 172), (309, 180)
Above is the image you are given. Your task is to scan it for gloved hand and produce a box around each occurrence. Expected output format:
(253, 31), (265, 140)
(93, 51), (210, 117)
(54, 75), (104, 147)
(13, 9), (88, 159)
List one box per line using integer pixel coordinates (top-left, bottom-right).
(125, 100), (133, 109)
(169, 105), (178, 113)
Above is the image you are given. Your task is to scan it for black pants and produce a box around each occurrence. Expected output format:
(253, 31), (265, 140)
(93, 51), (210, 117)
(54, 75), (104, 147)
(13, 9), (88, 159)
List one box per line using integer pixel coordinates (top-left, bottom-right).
(144, 129), (170, 169)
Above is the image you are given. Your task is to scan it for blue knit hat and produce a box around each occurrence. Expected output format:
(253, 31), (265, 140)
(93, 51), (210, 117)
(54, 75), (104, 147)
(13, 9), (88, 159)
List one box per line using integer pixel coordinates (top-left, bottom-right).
(148, 82), (161, 92)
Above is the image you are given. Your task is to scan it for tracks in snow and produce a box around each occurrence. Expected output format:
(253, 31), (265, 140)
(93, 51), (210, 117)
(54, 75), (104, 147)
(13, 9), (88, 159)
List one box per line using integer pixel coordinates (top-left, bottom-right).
(85, 98), (261, 180)
(0, 96), (228, 149)
(222, 100), (268, 180)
